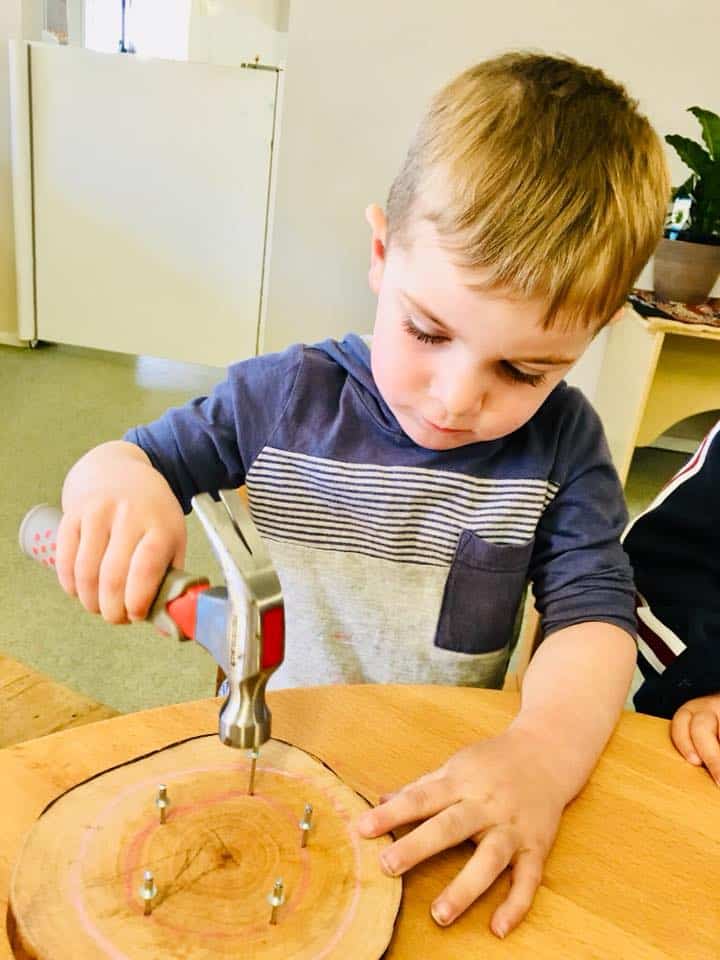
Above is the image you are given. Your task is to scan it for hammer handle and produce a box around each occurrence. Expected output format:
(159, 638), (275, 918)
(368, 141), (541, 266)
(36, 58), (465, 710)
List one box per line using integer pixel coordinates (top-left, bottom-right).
(19, 504), (209, 641)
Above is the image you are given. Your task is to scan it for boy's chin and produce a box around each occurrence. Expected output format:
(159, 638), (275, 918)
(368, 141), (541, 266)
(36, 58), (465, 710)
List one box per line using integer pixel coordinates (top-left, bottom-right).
(398, 415), (482, 450)
(398, 411), (513, 449)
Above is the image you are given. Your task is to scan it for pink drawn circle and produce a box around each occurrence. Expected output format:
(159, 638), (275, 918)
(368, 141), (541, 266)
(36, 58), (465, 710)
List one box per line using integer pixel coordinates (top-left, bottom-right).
(68, 753), (363, 960)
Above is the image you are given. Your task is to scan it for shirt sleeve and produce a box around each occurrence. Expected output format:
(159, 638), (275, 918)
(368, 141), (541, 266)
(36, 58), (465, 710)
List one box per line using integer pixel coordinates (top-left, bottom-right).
(529, 390), (637, 640)
(124, 344), (304, 513)
(624, 423), (720, 621)
(623, 421), (720, 716)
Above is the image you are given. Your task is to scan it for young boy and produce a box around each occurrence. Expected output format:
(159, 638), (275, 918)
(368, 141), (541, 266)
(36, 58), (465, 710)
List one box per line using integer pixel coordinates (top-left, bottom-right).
(56, 53), (669, 938)
(623, 420), (720, 784)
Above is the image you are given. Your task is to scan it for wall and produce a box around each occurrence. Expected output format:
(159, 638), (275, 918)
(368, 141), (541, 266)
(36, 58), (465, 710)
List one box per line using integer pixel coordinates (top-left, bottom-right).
(263, 0), (720, 399)
(0, 0), (41, 344)
(188, 0), (288, 66)
(0, 2), (22, 343)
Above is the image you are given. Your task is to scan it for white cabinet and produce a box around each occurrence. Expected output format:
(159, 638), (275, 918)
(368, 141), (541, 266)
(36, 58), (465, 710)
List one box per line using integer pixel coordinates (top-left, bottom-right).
(12, 43), (280, 366)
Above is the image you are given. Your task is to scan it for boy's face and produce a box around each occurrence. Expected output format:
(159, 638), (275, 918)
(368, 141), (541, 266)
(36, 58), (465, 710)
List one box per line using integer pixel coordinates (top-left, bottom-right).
(367, 207), (594, 450)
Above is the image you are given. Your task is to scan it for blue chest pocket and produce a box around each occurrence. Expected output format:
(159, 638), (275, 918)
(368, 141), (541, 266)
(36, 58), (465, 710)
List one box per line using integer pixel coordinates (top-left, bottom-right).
(434, 530), (535, 654)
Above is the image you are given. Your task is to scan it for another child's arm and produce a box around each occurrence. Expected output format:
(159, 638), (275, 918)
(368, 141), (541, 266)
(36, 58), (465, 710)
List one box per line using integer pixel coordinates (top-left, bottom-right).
(671, 694), (720, 784)
(57, 440), (186, 624)
(357, 621), (635, 937)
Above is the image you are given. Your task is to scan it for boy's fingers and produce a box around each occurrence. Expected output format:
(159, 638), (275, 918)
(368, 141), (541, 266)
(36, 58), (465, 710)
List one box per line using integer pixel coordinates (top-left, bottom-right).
(125, 529), (177, 622)
(430, 827), (516, 927)
(689, 711), (720, 785)
(379, 768), (444, 805)
(55, 514), (80, 596)
(98, 524), (142, 624)
(74, 517), (111, 614)
(490, 848), (544, 938)
(172, 541), (186, 571)
(357, 776), (450, 838)
(378, 800), (490, 877)
(670, 707), (701, 765)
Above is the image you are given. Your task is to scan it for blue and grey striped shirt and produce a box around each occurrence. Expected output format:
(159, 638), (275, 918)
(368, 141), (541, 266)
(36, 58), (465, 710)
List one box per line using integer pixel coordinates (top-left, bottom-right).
(127, 334), (635, 690)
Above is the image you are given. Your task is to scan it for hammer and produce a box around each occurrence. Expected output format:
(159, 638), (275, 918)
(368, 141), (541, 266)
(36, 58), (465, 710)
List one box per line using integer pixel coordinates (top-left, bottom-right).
(19, 490), (285, 751)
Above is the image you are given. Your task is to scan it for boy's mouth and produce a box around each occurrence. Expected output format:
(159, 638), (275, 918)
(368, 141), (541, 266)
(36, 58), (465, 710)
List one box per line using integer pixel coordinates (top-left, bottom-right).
(422, 417), (469, 434)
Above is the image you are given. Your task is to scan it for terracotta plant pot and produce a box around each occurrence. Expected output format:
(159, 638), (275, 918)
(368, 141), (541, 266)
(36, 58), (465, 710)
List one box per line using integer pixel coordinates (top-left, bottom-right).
(653, 237), (720, 303)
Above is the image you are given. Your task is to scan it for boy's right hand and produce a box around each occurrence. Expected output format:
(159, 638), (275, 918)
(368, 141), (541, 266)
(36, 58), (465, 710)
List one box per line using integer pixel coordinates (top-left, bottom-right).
(57, 441), (186, 625)
(670, 694), (720, 785)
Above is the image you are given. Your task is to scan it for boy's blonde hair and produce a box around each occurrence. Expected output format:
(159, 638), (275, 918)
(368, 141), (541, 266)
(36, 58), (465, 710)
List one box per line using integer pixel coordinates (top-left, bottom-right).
(387, 52), (669, 329)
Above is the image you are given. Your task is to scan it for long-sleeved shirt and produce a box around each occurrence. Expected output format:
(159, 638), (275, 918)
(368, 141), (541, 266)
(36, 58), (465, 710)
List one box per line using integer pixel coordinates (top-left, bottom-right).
(624, 420), (720, 718)
(126, 334), (636, 690)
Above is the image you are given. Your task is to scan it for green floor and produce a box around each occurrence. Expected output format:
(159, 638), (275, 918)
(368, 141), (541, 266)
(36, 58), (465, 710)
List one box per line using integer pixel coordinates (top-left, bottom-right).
(1, 342), (225, 713)
(1, 341), (687, 713)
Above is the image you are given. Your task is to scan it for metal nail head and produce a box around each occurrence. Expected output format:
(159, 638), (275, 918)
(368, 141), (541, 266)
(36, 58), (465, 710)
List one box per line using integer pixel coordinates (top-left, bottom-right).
(268, 877), (285, 924)
(140, 869), (158, 916)
(299, 802), (313, 848)
(156, 784), (170, 824)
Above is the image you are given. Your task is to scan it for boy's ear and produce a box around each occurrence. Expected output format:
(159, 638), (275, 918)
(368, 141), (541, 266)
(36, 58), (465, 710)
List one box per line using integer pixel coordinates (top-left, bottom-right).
(608, 305), (627, 326)
(366, 204), (387, 296)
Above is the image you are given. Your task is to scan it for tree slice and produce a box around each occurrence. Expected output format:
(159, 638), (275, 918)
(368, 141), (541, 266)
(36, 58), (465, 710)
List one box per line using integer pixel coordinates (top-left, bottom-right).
(9, 737), (401, 959)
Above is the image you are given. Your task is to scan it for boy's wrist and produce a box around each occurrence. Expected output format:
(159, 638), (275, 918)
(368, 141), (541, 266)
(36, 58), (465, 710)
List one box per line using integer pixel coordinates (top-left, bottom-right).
(505, 712), (592, 802)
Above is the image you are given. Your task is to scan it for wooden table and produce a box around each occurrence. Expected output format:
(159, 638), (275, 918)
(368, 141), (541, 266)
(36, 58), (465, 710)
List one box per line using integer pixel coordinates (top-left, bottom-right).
(594, 306), (720, 485)
(0, 654), (117, 748)
(0, 686), (717, 958)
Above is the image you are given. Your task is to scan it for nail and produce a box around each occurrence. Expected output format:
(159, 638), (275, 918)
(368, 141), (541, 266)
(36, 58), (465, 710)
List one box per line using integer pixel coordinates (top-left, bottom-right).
(140, 870), (158, 916)
(688, 752), (701, 765)
(299, 803), (313, 848)
(431, 901), (451, 925)
(248, 748), (259, 796)
(357, 812), (374, 834)
(380, 853), (398, 876)
(493, 920), (508, 939)
(156, 784), (170, 824)
(267, 877), (285, 924)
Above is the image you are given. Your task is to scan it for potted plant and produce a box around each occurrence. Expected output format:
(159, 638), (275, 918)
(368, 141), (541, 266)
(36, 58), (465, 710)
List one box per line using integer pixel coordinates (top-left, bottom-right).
(653, 106), (720, 303)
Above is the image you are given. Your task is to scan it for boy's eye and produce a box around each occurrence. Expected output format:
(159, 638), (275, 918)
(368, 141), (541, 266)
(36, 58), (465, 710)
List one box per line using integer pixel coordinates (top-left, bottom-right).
(502, 362), (547, 387)
(403, 316), (447, 345)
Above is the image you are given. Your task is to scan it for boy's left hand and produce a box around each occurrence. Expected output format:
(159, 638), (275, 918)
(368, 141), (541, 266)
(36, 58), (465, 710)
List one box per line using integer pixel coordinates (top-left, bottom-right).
(670, 693), (720, 784)
(356, 727), (568, 938)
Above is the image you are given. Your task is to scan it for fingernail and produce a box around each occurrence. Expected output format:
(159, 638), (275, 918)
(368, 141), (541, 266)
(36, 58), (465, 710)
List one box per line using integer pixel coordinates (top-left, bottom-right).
(493, 921), (508, 939)
(380, 853), (398, 876)
(357, 813), (374, 835)
(431, 902), (452, 925)
(689, 752), (701, 765)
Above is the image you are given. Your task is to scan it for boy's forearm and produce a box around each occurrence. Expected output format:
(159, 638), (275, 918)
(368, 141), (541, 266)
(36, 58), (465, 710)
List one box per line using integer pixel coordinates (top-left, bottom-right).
(509, 622), (636, 801)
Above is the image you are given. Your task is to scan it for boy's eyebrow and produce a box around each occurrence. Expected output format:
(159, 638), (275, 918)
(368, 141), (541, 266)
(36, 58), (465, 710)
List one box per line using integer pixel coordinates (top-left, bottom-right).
(403, 294), (576, 365)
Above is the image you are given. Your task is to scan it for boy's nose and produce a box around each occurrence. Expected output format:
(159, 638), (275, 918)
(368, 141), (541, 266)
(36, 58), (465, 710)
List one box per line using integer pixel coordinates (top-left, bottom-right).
(431, 367), (484, 421)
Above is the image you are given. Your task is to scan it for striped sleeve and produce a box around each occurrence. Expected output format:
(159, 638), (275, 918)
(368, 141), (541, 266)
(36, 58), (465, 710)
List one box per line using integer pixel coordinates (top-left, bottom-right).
(623, 420), (720, 717)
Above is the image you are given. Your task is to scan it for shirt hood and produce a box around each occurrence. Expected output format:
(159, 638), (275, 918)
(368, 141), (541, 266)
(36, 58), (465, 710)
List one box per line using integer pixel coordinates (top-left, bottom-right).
(314, 334), (406, 437)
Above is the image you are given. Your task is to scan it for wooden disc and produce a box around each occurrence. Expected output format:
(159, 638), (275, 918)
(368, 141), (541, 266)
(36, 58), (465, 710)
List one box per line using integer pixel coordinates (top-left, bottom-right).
(9, 737), (401, 959)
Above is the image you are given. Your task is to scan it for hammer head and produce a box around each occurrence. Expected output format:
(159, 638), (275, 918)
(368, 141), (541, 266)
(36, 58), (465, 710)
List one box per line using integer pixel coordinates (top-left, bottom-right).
(192, 490), (284, 750)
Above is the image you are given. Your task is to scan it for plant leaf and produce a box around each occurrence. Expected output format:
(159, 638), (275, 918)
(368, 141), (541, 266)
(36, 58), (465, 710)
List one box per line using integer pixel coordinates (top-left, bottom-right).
(666, 134), (712, 176)
(689, 106), (720, 161)
(703, 163), (720, 201)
